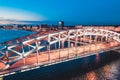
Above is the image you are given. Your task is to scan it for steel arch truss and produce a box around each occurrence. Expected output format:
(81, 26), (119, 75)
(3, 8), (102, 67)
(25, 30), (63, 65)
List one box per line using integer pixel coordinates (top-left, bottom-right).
(0, 28), (120, 70)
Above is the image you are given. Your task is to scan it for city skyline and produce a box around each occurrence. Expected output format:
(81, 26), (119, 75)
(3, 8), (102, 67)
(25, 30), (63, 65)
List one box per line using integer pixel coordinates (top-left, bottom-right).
(0, 0), (120, 25)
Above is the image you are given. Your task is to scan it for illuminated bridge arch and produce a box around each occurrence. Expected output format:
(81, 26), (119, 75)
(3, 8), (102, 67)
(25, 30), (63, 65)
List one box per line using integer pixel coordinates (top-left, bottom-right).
(0, 28), (120, 70)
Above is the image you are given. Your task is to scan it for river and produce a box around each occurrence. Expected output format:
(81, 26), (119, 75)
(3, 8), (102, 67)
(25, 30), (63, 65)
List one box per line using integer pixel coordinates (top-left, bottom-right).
(0, 29), (34, 43)
(55, 51), (120, 80)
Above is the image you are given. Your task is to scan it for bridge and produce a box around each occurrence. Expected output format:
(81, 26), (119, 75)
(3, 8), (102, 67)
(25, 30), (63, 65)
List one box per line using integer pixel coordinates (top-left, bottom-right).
(0, 28), (120, 77)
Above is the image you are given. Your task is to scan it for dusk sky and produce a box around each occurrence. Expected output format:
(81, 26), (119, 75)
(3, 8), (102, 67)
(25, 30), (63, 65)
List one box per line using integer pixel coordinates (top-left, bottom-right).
(0, 0), (120, 25)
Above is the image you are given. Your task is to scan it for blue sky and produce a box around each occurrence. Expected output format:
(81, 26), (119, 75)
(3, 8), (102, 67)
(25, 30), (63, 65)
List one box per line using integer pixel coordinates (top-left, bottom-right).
(0, 0), (120, 25)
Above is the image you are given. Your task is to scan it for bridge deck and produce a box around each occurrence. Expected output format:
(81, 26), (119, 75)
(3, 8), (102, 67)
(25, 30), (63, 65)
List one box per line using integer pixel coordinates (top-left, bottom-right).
(0, 41), (119, 75)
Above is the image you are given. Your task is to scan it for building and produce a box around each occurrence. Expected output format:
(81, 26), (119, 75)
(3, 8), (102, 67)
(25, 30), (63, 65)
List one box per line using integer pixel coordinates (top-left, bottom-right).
(58, 21), (64, 29)
(13, 24), (18, 29)
(40, 24), (48, 28)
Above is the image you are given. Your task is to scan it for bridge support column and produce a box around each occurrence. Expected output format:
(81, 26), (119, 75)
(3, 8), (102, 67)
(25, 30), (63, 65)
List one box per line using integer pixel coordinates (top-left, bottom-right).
(100, 36), (104, 49)
(68, 32), (70, 58)
(22, 45), (25, 66)
(35, 40), (39, 64)
(62, 41), (64, 49)
(70, 42), (75, 56)
(55, 43), (57, 50)
(75, 31), (78, 56)
(47, 46), (50, 61)
(89, 35), (92, 52)
(106, 36), (108, 43)
(80, 36), (83, 53)
(58, 33), (61, 59)
(83, 35), (86, 54)
(70, 43), (74, 47)
(95, 35), (98, 52)
(48, 34), (51, 61)
(5, 50), (9, 65)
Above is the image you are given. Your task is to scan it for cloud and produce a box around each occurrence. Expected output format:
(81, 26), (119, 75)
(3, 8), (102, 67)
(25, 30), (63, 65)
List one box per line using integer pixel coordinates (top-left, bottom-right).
(0, 17), (4, 19)
(0, 17), (30, 24)
(0, 7), (47, 24)
(0, 7), (47, 22)
(0, 21), (29, 24)
(0, 18), (16, 21)
(0, 21), (27, 24)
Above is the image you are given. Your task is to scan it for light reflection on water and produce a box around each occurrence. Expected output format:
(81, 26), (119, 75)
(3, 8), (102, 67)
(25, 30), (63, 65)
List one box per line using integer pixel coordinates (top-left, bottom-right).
(60, 52), (120, 80)
(85, 71), (98, 80)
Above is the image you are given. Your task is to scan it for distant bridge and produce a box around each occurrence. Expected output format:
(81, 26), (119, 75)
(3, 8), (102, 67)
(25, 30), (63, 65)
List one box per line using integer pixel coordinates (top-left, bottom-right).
(0, 28), (120, 76)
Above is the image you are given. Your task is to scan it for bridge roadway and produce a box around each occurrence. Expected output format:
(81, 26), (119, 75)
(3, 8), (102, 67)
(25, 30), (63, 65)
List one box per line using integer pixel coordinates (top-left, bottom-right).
(0, 41), (119, 75)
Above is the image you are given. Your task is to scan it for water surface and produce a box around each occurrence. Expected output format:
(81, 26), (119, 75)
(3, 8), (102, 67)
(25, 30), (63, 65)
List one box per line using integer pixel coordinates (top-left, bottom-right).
(0, 29), (34, 43)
